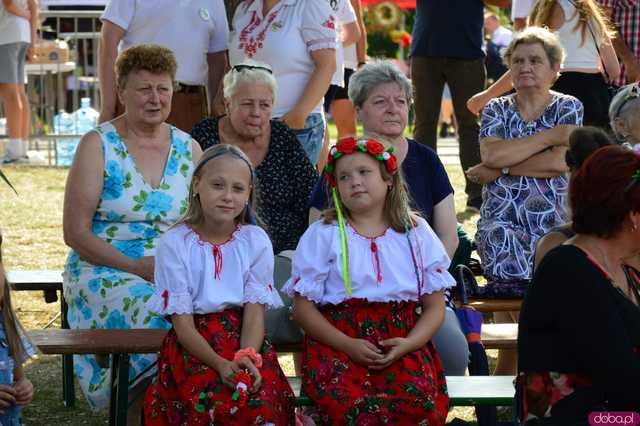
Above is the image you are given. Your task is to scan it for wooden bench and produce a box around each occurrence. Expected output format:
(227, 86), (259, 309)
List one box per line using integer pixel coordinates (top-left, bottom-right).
(458, 298), (522, 313)
(28, 324), (517, 424)
(7, 270), (76, 407)
(288, 375), (515, 407)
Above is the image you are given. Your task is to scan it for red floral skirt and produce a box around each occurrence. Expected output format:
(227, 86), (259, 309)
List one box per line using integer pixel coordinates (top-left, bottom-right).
(302, 299), (449, 426)
(144, 309), (295, 425)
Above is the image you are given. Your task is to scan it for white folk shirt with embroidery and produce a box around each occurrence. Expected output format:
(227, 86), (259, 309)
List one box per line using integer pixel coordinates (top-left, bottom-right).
(149, 223), (283, 315)
(283, 218), (456, 306)
(330, 0), (357, 86)
(101, 0), (229, 86)
(229, 0), (337, 118)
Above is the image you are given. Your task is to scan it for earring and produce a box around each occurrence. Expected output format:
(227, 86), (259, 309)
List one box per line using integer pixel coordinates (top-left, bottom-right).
(633, 222), (638, 232)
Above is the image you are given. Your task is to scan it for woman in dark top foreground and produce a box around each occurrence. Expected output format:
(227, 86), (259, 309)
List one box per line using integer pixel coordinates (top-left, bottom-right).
(518, 146), (640, 424)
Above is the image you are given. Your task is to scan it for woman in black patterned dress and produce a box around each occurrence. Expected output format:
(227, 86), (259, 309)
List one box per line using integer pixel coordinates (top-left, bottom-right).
(192, 60), (318, 254)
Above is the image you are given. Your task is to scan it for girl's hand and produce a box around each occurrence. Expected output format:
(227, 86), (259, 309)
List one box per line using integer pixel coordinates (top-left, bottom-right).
(13, 377), (34, 406)
(370, 337), (413, 370)
(344, 338), (384, 366)
(235, 356), (262, 392)
(0, 385), (16, 414)
(215, 359), (239, 389)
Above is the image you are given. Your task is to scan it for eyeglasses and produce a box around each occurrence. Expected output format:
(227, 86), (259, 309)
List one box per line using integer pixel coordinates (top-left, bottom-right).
(232, 64), (273, 74)
(614, 83), (640, 119)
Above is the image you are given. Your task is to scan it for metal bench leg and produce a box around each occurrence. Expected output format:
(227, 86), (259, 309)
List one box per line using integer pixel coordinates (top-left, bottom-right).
(61, 296), (76, 408)
(110, 354), (130, 426)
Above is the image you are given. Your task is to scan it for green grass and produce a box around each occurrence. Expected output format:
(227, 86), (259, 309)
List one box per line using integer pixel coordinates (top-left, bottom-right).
(0, 130), (485, 424)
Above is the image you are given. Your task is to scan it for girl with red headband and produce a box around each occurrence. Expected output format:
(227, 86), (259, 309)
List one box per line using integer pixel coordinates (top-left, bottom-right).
(144, 145), (294, 425)
(283, 137), (454, 425)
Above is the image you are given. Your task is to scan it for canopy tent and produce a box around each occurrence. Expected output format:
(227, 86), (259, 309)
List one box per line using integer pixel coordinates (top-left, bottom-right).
(361, 0), (416, 8)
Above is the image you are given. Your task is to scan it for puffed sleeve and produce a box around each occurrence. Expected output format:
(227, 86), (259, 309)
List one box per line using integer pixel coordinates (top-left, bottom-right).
(556, 94), (584, 126)
(414, 218), (456, 295)
(243, 227), (284, 309)
(282, 221), (333, 303)
(100, 0), (134, 30)
(479, 98), (507, 139)
(301, 0), (338, 52)
(148, 228), (194, 315)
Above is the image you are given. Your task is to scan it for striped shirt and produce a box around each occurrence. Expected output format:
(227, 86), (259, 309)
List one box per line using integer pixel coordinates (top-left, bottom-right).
(599, 0), (640, 85)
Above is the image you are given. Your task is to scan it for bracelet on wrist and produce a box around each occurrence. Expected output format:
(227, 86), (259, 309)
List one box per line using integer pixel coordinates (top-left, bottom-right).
(233, 347), (263, 368)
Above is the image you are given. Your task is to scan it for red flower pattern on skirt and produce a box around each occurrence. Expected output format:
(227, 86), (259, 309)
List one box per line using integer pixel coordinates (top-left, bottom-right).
(144, 309), (295, 425)
(302, 299), (449, 426)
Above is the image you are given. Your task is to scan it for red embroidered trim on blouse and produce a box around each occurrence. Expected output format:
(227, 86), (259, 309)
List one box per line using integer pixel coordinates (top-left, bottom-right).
(238, 9), (281, 58)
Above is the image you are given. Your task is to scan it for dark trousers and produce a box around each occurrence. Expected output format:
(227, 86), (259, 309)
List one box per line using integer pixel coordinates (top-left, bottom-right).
(116, 86), (208, 134)
(411, 56), (486, 202)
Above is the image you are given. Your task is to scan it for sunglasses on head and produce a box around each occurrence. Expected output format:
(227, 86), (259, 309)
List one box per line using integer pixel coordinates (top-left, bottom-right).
(232, 64), (273, 74)
(614, 83), (640, 119)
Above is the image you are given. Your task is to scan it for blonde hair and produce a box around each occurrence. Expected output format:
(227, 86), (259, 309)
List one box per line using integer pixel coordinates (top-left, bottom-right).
(322, 158), (420, 232)
(503, 26), (566, 68)
(177, 144), (257, 228)
(0, 241), (28, 364)
(529, 0), (614, 46)
(115, 44), (177, 90)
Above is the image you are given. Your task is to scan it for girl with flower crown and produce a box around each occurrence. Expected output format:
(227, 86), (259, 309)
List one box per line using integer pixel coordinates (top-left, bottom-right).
(143, 145), (294, 425)
(283, 137), (454, 425)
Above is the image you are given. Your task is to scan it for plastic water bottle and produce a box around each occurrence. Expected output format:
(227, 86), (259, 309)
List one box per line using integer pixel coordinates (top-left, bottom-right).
(72, 97), (99, 135)
(53, 109), (77, 167)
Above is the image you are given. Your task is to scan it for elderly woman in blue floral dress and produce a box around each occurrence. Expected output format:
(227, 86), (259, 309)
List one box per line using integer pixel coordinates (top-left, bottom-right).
(62, 44), (202, 418)
(464, 27), (583, 375)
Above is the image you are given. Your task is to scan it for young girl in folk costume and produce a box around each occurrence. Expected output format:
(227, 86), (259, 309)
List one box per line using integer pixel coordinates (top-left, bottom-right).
(0, 228), (36, 426)
(284, 137), (455, 425)
(144, 145), (294, 425)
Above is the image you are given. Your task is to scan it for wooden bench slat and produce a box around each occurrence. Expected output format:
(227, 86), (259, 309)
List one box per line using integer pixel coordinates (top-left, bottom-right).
(287, 376), (515, 407)
(461, 299), (522, 313)
(7, 270), (63, 290)
(28, 323), (518, 355)
(28, 329), (167, 355)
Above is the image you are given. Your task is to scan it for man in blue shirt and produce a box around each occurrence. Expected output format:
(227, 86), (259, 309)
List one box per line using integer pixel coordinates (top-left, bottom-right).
(411, 0), (510, 210)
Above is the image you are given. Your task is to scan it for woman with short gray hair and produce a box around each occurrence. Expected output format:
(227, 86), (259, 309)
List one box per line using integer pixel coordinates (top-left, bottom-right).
(609, 83), (640, 146)
(309, 60), (469, 376)
(192, 60), (318, 254)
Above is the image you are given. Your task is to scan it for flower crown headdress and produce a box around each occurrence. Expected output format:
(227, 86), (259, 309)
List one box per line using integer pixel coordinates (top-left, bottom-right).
(324, 137), (398, 187)
(324, 137), (415, 296)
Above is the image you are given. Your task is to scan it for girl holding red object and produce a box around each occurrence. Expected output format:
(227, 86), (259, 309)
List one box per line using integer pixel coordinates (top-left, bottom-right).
(144, 144), (294, 425)
(284, 137), (454, 425)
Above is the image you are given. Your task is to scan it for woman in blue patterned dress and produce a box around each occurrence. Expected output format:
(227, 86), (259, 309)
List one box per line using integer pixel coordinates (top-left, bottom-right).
(62, 44), (203, 418)
(464, 27), (583, 375)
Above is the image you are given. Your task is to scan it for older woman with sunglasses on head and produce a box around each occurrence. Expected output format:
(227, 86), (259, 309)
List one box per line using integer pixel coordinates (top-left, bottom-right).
(191, 60), (318, 255)
(610, 83), (640, 147)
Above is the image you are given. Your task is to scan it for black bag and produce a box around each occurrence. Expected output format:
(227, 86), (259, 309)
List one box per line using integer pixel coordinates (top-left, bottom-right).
(264, 251), (304, 345)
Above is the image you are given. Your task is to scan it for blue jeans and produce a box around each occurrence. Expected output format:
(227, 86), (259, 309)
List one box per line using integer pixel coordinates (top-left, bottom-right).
(291, 113), (325, 165)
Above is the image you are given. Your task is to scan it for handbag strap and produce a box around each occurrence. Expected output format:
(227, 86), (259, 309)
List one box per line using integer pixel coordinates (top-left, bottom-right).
(566, 0), (611, 81)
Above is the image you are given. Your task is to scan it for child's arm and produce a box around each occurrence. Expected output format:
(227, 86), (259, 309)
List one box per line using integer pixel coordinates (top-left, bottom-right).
(26, 0), (38, 61)
(293, 295), (384, 366)
(12, 364), (33, 407)
(2, 0), (29, 19)
(172, 314), (239, 389)
(238, 303), (264, 391)
(371, 290), (445, 370)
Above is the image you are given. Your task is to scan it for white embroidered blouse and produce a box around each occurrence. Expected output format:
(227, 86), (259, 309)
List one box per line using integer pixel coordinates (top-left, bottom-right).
(282, 217), (456, 305)
(229, 0), (337, 117)
(149, 223), (283, 315)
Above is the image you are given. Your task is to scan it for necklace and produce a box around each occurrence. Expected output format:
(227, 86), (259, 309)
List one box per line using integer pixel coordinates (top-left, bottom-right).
(593, 244), (637, 302)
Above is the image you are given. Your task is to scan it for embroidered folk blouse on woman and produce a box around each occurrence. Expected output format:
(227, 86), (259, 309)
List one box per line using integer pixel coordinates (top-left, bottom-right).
(229, 0), (337, 117)
(283, 217), (456, 305)
(149, 223), (283, 315)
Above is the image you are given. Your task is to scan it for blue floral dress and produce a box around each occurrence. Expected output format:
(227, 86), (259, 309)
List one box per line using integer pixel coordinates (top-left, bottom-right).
(62, 121), (194, 410)
(476, 92), (583, 283)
